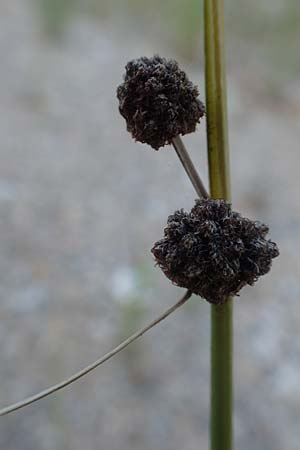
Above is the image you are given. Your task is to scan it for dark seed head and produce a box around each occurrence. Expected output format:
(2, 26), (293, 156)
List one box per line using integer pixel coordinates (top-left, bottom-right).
(117, 55), (205, 150)
(151, 199), (279, 304)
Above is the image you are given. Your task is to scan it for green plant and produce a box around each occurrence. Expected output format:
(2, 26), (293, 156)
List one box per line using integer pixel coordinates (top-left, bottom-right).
(0, 8), (280, 450)
(204, 1), (232, 448)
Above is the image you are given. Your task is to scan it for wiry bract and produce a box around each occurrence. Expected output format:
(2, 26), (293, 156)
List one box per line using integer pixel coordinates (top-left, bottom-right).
(151, 199), (279, 304)
(117, 55), (205, 150)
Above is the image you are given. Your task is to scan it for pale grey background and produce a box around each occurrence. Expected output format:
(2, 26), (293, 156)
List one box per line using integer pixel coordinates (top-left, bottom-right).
(0, 1), (299, 449)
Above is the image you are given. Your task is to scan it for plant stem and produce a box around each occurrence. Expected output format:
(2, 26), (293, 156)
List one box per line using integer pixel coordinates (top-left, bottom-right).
(172, 136), (209, 199)
(204, 1), (233, 450)
(0, 290), (192, 416)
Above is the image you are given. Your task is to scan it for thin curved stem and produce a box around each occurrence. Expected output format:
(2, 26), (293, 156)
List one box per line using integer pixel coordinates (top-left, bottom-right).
(172, 135), (209, 199)
(0, 290), (192, 417)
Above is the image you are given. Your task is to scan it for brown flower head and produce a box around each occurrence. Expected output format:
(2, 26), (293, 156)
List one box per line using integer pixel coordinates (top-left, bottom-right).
(117, 55), (205, 150)
(151, 199), (279, 304)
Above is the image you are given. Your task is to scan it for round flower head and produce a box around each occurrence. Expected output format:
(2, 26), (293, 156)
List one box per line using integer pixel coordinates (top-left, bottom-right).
(117, 55), (205, 150)
(151, 199), (279, 304)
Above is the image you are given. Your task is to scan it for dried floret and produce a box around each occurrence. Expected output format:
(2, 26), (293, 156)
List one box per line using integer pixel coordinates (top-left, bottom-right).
(117, 55), (205, 149)
(151, 199), (279, 304)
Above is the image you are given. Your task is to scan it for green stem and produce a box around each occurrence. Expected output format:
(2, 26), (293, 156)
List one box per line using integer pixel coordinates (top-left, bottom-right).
(204, 1), (233, 450)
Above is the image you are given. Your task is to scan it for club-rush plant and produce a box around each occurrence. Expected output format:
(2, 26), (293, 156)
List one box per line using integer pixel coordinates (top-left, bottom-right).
(117, 54), (278, 304)
(0, 4), (279, 449)
(117, 50), (279, 450)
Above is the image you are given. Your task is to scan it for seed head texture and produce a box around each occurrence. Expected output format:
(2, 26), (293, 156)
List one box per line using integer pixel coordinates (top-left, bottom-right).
(152, 199), (279, 304)
(117, 55), (205, 149)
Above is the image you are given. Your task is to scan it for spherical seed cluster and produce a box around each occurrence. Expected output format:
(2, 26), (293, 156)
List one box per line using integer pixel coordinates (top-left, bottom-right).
(117, 55), (205, 150)
(151, 199), (279, 304)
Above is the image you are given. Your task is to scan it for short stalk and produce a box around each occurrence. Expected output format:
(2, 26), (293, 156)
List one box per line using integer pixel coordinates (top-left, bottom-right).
(172, 135), (209, 199)
(204, 1), (233, 450)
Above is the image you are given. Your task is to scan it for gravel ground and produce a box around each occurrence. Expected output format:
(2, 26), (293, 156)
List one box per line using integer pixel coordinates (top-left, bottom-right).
(0, 2), (300, 449)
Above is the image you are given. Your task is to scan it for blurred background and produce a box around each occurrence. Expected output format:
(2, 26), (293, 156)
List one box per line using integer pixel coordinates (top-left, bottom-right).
(0, 0), (299, 449)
